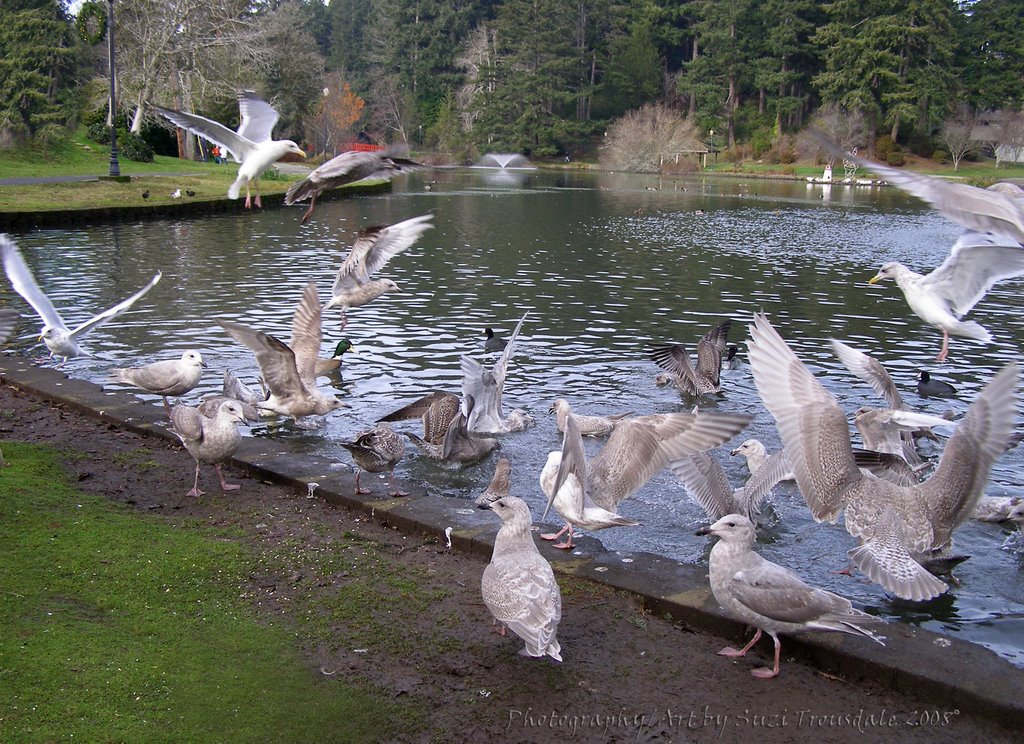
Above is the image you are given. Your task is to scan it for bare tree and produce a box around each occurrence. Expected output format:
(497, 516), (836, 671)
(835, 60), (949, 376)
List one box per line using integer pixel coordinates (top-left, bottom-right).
(802, 103), (866, 166)
(115, 0), (272, 134)
(456, 25), (498, 133)
(601, 103), (701, 172)
(940, 106), (978, 170)
(995, 110), (1024, 168)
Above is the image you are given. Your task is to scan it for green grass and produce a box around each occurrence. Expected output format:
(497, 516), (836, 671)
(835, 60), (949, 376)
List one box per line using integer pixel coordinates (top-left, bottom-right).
(0, 441), (413, 743)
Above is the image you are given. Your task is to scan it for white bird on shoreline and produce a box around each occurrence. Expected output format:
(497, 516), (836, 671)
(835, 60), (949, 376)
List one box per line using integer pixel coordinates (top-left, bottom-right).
(1, 235), (161, 363)
(697, 514), (886, 679)
(170, 399), (247, 500)
(480, 495), (563, 662)
(113, 350), (207, 416)
(150, 91), (306, 208)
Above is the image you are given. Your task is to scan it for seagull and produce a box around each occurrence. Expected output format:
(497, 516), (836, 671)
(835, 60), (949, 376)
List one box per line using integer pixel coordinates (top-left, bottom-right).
(540, 409), (752, 549)
(0, 307), (19, 346)
(340, 424), (406, 497)
(820, 140), (1024, 362)
(480, 495), (563, 662)
(171, 188), (181, 199)
(474, 458), (512, 508)
(729, 439), (795, 483)
(0, 235), (161, 363)
(461, 312), (533, 434)
(831, 339), (955, 465)
(324, 214), (434, 321)
(747, 312), (1018, 601)
(113, 350), (207, 416)
(697, 514), (886, 679)
(670, 449), (790, 523)
(150, 91), (306, 208)
(170, 399), (247, 500)
(216, 283), (347, 425)
(650, 319), (732, 396)
(284, 148), (427, 223)
(378, 390), (460, 446)
(549, 398), (631, 437)
(972, 495), (1024, 524)
(198, 369), (262, 422)
(917, 370), (957, 398)
(402, 394), (498, 466)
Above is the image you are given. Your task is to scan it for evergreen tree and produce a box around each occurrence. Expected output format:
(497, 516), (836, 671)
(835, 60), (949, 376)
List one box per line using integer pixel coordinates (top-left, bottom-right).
(960, 0), (1024, 110)
(0, 0), (82, 144)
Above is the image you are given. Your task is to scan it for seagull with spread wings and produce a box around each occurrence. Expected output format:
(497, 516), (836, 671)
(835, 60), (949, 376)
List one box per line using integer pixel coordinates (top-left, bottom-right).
(150, 91), (305, 208)
(461, 311), (533, 434)
(816, 135), (1024, 362)
(0, 235), (160, 363)
(324, 214), (434, 323)
(217, 282), (347, 426)
(285, 148), (427, 223)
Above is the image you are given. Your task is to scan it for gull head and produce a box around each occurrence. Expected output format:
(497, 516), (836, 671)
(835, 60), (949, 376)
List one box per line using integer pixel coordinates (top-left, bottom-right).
(282, 140), (306, 159)
(549, 398), (569, 415)
(695, 513), (756, 543)
(730, 439), (764, 458)
(217, 400), (248, 426)
(868, 261), (903, 284)
(182, 350), (207, 369)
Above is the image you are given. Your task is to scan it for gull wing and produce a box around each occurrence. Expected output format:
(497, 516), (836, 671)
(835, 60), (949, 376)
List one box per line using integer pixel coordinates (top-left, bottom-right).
(545, 414), (588, 520)
(235, 91), (279, 145)
(729, 558), (850, 624)
(747, 313), (862, 523)
(921, 233), (1024, 317)
(1, 236), (68, 332)
(668, 451), (736, 521)
(491, 311), (528, 388)
(830, 339), (904, 409)
(68, 271), (161, 340)
(288, 282), (323, 386)
(695, 319), (731, 377)
(649, 343), (697, 386)
(331, 214), (433, 296)
(217, 320), (307, 402)
(0, 307), (19, 345)
(150, 104), (255, 162)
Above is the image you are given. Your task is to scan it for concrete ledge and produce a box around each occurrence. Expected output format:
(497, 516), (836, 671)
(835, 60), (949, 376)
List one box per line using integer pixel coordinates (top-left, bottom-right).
(1, 356), (1022, 727)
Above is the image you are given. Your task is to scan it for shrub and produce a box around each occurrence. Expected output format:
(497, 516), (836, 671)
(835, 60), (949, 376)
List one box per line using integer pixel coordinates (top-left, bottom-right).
(86, 123), (154, 162)
(600, 103), (701, 172)
(886, 150), (905, 166)
(932, 149), (950, 164)
(875, 135), (897, 160)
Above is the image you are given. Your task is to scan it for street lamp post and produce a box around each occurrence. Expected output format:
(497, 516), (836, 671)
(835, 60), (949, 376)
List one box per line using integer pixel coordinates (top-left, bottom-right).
(710, 129), (716, 164)
(106, 0), (120, 177)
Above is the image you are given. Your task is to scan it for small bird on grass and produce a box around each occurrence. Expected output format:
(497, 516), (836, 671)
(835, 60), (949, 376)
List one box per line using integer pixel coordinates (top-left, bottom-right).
(141, 190), (150, 200)
(186, 189), (196, 197)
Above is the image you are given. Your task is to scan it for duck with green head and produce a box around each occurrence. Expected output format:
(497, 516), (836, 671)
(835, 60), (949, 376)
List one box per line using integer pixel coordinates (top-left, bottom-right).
(314, 338), (354, 377)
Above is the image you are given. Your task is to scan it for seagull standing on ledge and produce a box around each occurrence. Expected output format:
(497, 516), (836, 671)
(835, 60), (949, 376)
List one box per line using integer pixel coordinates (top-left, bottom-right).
(150, 91), (305, 209)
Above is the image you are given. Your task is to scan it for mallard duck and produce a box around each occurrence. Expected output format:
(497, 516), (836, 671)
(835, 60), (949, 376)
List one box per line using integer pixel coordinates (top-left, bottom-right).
(314, 338), (354, 377)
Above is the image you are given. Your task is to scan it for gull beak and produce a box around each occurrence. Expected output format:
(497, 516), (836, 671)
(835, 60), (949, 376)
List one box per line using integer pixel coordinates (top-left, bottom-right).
(868, 274), (882, 284)
(201, 361), (209, 368)
(729, 446), (740, 456)
(695, 525), (714, 537)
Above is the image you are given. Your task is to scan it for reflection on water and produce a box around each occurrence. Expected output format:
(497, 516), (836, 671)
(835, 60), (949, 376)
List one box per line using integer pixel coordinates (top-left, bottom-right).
(3, 168), (1023, 667)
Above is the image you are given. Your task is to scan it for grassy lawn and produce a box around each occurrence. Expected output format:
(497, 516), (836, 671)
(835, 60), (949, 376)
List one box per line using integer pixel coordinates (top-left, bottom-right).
(704, 157), (1024, 183)
(0, 441), (414, 742)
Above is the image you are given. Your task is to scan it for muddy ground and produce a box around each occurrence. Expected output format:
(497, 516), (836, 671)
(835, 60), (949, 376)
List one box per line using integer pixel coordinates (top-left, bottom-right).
(0, 382), (1017, 743)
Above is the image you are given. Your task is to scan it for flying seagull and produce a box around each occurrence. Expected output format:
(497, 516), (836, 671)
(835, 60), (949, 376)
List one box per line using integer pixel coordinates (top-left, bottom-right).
(0, 235), (161, 363)
(815, 133), (1024, 361)
(285, 148), (427, 223)
(150, 91), (305, 208)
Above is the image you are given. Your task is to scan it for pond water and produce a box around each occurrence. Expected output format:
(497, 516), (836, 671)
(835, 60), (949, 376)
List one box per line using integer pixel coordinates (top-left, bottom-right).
(3, 167), (1023, 667)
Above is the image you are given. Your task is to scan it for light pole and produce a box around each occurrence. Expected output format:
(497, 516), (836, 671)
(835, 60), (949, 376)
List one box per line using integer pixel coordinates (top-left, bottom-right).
(709, 129), (716, 164)
(106, 0), (120, 177)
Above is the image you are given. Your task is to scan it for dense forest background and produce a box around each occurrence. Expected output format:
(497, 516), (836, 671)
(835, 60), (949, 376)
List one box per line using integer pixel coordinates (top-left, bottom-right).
(1, 0), (1022, 165)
